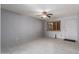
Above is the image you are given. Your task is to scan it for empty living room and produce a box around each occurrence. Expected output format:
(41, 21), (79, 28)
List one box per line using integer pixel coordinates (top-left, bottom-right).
(1, 4), (79, 54)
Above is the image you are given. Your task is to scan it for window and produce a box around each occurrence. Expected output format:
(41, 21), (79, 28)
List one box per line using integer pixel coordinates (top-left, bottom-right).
(47, 21), (61, 31)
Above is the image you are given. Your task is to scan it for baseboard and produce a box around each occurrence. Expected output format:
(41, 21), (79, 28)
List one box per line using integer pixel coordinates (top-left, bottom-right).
(64, 39), (76, 42)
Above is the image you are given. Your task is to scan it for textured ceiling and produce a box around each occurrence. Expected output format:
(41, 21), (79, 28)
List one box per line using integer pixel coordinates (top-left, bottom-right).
(1, 4), (79, 19)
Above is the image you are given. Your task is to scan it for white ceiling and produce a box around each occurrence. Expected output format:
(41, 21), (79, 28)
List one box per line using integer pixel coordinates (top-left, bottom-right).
(1, 4), (79, 19)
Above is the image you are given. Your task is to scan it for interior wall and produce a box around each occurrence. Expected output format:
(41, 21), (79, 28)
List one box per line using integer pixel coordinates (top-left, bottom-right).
(0, 4), (1, 53)
(78, 16), (79, 42)
(1, 9), (43, 53)
(45, 16), (79, 41)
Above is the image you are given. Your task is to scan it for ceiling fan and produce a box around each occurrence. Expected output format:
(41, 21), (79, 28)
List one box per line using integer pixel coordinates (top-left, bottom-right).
(37, 11), (53, 19)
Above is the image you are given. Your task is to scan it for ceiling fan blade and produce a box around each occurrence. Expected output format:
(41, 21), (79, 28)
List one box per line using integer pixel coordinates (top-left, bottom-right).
(48, 14), (53, 15)
(47, 15), (51, 18)
(36, 15), (42, 16)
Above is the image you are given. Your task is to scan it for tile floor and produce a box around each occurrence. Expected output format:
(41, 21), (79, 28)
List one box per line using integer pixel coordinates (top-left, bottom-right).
(1, 38), (79, 54)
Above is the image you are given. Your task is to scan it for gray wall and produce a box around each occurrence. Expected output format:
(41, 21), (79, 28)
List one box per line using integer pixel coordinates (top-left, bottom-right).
(45, 16), (79, 41)
(78, 16), (79, 42)
(1, 9), (43, 53)
(0, 4), (1, 53)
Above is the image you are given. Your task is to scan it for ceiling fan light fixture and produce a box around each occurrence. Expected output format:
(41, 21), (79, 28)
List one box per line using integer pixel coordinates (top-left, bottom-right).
(42, 15), (47, 18)
(42, 11), (47, 15)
